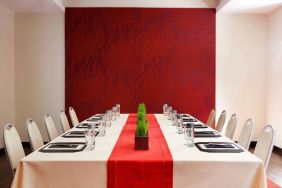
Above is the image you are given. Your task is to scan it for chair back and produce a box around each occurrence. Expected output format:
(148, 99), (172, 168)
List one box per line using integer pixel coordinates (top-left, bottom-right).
(44, 114), (59, 141)
(206, 108), (216, 127)
(60, 110), (71, 132)
(215, 110), (226, 133)
(254, 125), (274, 170)
(237, 119), (253, 150)
(224, 114), (237, 139)
(27, 119), (44, 151)
(3, 124), (25, 174)
(69, 107), (79, 126)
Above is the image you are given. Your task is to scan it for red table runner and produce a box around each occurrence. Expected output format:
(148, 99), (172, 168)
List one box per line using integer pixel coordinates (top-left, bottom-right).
(107, 114), (173, 188)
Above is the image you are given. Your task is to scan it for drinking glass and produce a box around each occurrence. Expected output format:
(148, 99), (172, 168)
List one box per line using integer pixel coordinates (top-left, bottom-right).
(184, 123), (194, 147)
(85, 124), (96, 150)
(167, 106), (172, 120)
(109, 109), (113, 121)
(163, 104), (168, 116)
(112, 107), (117, 121)
(116, 104), (120, 116)
(177, 114), (183, 134)
(98, 116), (106, 136)
(172, 110), (177, 126)
(183, 124), (188, 145)
(106, 110), (112, 127)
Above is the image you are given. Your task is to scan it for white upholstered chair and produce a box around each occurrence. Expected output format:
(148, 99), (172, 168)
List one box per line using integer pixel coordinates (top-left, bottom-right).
(60, 110), (71, 132)
(69, 107), (79, 126)
(3, 124), (25, 175)
(254, 125), (275, 170)
(237, 119), (253, 150)
(224, 114), (237, 139)
(27, 119), (44, 151)
(44, 114), (59, 141)
(215, 110), (226, 133)
(206, 108), (216, 127)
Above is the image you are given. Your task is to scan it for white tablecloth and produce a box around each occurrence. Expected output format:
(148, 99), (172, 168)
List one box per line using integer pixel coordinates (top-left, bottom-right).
(12, 114), (129, 188)
(155, 114), (266, 188)
(12, 114), (266, 188)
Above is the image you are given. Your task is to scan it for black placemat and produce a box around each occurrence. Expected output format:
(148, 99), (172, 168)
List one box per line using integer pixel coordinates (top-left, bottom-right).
(76, 123), (98, 129)
(194, 131), (221, 138)
(195, 142), (244, 153)
(183, 123), (208, 129)
(183, 118), (197, 122)
(62, 131), (99, 138)
(181, 114), (190, 117)
(87, 116), (103, 122)
(39, 142), (86, 153)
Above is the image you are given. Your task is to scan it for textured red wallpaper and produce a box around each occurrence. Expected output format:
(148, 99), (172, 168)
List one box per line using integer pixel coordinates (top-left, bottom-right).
(65, 8), (215, 121)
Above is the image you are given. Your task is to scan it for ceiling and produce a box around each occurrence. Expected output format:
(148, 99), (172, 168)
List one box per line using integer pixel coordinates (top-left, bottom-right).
(0, 0), (281, 14)
(61, 0), (220, 8)
(220, 0), (282, 14)
(0, 0), (62, 12)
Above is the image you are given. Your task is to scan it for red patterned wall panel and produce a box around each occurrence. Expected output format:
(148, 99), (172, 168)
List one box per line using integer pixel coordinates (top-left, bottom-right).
(65, 8), (215, 121)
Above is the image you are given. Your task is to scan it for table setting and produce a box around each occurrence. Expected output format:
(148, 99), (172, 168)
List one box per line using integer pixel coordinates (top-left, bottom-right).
(11, 104), (267, 188)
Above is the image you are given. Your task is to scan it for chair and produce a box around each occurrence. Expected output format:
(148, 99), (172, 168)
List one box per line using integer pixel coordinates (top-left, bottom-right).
(237, 119), (253, 150)
(60, 110), (71, 132)
(44, 114), (59, 141)
(215, 110), (226, 133)
(224, 114), (237, 139)
(3, 124), (25, 175)
(69, 107), (79, 126)
(254, 125), (275, 170)
(206, 108), (216, 127)
(27, 119), (44, 151)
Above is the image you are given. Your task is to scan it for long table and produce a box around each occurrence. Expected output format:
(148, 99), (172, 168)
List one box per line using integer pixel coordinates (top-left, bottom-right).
(155, 114), (266, 188)
(12, 114), (266, 188)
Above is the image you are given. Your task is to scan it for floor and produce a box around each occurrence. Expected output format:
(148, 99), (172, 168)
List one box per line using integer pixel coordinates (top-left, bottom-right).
(267, 149), (282, 187)
(0, 145), (281, 188)
(0, 146), (31, 188)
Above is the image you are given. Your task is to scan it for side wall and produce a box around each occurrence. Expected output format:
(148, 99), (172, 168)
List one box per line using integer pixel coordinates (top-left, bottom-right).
(266, 7), (282, 148)
(216, 13), (267, 140)
(15, 13), (65, 141)
(0, 4), (15, 148)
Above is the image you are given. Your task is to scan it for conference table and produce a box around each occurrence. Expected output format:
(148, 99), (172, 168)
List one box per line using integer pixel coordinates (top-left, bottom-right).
(12, 113), (266, 188)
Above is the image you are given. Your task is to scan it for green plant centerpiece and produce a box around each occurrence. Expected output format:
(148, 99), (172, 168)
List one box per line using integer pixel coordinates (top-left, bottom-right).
(135, 103), (149, 150)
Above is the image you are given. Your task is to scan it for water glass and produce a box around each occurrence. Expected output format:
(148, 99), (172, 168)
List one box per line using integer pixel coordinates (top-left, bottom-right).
(85, 124), (96, 150)
(167, 106), (172, 120)
(116, 104), (120, 116)
(99, 116), (106, 136)
(172, 110), (177, 126)
(106, 110), (112, 127)
(163, 104), (168, 116)
(109, 110), (113, 121)
(112, 107), (117, 121)
(184, 123), (194, 147)
(177, 114), (183, 134)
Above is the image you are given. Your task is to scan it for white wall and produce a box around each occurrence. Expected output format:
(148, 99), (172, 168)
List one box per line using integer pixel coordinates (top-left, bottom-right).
(266, 7), (282, 149)
(216, 13), (267, 141)
(0, 4), (15, 148)
(15, 13), (65, 142)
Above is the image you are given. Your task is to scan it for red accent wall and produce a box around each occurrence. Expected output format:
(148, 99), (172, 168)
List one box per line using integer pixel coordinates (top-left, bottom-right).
(65, 8), (215, 121)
